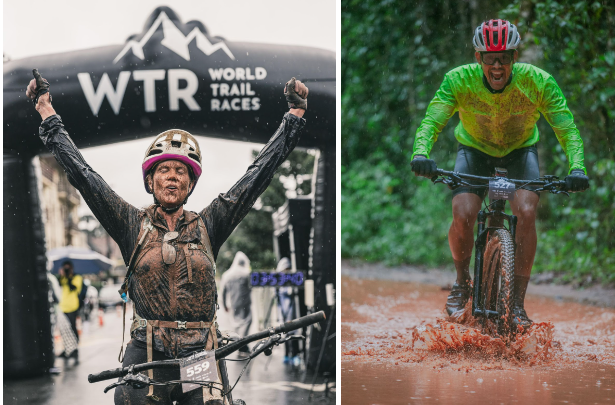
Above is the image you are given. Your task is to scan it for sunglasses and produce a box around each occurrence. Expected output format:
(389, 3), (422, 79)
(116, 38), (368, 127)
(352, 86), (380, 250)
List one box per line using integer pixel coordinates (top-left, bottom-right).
(162, 231), (179, 265)
(480, 51), (515, 65)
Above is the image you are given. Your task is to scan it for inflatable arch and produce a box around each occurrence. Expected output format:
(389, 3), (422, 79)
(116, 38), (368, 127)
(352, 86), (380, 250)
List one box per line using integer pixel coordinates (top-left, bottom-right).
(3, 6), (335, 377)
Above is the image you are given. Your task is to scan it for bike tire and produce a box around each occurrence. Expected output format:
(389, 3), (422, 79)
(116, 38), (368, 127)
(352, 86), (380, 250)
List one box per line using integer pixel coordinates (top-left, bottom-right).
(481, 228), (515, 337)
(218, 359), (233, 405)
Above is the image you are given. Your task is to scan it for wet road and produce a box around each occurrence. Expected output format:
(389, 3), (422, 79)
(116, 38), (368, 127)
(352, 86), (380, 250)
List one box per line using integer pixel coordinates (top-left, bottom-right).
(4, 303), (335, 404)
(341, 275), (615, 404)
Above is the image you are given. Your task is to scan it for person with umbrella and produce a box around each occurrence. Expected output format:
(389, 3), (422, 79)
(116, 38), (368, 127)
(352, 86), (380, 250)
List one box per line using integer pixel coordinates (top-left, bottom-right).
(26, 69), (309, 404)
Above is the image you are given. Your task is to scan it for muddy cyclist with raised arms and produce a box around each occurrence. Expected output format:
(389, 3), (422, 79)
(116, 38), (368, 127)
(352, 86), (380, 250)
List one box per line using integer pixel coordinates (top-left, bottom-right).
(26, 70), (309, 405)
(410, 19), (589, 330)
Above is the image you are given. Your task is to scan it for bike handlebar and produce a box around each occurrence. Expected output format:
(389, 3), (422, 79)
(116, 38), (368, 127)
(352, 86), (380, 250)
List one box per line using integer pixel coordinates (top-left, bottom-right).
(88, 311), (326, 384)
(434, 169), (567, 190)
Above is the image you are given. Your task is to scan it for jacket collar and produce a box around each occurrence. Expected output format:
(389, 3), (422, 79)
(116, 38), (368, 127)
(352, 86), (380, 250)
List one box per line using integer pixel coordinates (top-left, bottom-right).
(144, 205), (201, 241)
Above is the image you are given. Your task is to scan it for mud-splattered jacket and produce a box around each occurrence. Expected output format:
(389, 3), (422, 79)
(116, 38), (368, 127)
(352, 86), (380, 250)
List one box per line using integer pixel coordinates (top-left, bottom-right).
(412, 63), (585, 174)
(39, 113), (306, 358)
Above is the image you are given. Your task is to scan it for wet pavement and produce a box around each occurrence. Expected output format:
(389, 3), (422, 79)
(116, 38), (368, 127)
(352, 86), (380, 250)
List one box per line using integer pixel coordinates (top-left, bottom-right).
(341, 272), (615, 404)
(4, 303), (335, 404)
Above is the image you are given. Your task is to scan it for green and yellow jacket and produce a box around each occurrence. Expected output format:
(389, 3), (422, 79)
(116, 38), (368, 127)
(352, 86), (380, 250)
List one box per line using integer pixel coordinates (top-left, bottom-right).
(412, 63), (586, 174)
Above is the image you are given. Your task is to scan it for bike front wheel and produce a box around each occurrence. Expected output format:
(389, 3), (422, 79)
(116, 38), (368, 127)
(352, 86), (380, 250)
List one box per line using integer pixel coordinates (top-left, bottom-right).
(481, 228), (515, 337)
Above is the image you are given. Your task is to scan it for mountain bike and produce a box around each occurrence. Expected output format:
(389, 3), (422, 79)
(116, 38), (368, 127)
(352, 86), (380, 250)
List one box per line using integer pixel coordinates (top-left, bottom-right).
(432, 168), (570, 337)
(88, 311), (326, 404)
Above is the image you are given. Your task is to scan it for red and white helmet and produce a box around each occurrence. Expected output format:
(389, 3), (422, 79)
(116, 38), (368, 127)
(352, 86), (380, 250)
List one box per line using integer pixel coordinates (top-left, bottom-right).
(142, 129), (202, 194)
(473, 19), (520, 52)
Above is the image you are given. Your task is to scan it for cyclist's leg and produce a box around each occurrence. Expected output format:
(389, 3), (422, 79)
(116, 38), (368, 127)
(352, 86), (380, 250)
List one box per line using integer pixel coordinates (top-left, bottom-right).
(114, 340), (176, 405)
(446, 145), (490, 315)
(450, 193), (482, 281)
(509, 189), (539, 278)
(449, 144), (491, 283)
(504, 145), (541, 326)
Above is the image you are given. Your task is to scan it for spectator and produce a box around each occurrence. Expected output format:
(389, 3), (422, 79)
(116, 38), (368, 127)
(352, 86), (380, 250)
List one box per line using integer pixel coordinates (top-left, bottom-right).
(58, 260), (83, 361)
(276, 257), (300, 366)
(220, 252), (252, 355)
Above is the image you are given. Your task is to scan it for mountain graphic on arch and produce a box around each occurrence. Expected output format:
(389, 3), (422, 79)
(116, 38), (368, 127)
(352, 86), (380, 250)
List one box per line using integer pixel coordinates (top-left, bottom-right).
(113, 10), (235, 64)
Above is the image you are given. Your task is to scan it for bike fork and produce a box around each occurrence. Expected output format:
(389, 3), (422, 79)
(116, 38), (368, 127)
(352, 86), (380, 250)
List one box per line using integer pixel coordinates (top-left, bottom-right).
(472, 210), (487, 320)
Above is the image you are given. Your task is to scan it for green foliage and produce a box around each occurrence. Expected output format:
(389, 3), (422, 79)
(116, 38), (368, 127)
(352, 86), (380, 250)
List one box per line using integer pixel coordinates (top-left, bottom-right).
(216, 150), (315, 272)
(342, 0), (615, 283)
(342, 157), (452, 266)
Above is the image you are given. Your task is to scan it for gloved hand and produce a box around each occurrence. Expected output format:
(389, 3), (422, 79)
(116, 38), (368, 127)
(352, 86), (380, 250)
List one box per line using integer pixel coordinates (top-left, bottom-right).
(26, 69), (51, 107)
(284, 77), (308, 110)
(411, 155), (438, 178)
(564, 169), (589, 192)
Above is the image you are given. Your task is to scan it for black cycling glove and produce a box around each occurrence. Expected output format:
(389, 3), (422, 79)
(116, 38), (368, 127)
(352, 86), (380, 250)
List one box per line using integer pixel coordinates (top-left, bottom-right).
(564, 169), (589, 192)
(411, 156), (438, 178)
(32, 69), (51, 106)
(284, 77), (307, 110)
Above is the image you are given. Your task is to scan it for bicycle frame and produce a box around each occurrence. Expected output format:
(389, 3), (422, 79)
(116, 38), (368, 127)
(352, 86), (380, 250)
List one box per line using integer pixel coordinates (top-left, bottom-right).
(433, 168), (567, 330)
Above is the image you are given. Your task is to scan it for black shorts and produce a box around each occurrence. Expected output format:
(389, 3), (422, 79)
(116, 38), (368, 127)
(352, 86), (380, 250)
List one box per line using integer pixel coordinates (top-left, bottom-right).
(452, 144), (541, 199)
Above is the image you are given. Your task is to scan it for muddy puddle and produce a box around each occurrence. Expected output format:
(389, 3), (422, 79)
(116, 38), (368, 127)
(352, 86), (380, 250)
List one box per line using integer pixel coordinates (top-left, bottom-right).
(341, 275), (615, 404)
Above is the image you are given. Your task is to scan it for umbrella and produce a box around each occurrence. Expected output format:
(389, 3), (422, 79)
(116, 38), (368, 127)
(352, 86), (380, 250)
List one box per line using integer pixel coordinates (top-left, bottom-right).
(47, 246), (114, 275)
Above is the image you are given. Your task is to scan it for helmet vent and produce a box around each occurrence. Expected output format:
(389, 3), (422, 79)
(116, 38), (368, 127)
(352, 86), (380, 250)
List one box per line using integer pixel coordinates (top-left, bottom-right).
(171, 140), (182, 148)
(188, 153), (200, 162)
(147, 149), (162, 157)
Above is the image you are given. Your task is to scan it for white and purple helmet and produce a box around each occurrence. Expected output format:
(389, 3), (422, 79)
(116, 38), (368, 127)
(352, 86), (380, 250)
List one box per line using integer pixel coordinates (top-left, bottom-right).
(142, 129), (202, 194)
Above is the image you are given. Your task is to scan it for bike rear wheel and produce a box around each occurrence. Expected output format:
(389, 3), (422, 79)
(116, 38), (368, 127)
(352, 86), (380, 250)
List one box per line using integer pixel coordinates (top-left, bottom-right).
(481, 229), (515, 337)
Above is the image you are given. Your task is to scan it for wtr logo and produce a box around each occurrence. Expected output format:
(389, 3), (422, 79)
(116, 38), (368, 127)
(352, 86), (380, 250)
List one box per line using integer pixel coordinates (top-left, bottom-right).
(114, 11), (235, 64)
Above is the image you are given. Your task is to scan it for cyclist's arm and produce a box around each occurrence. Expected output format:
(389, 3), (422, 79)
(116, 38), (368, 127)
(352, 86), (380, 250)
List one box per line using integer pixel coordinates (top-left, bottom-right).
(539, 76), (586, 174)
(411, 75), (458, 160)
(199, 112), (306, 258)
(39, 115), (141, 263)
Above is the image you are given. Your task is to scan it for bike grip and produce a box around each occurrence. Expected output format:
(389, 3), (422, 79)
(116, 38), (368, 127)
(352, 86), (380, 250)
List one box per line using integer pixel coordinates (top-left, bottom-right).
(88, 367), (127, 383)
(276, 311), (326, 334)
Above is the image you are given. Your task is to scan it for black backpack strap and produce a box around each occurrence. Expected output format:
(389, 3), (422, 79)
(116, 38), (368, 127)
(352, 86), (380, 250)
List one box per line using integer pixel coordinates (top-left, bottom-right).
(197, 216), (216, 275)
(118, 216), (154, 300)
(118, 215), (153, 363)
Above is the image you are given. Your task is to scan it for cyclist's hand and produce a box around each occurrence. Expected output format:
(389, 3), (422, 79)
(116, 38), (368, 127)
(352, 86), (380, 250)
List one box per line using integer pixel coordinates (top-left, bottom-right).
(26, 69), (56, 120)
(285, 77), (308, 111)
(411, 155), (438, 178)
(565, 169), (589, 192)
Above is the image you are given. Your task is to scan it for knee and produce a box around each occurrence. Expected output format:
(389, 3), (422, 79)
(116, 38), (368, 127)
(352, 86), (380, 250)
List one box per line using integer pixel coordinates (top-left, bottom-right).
(452, 205), (478, 230)
(516, 204), (537, 225)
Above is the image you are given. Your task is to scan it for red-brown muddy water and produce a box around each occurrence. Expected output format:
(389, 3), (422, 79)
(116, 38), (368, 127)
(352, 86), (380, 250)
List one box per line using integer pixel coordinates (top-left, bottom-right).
(341, 276), (615, 404)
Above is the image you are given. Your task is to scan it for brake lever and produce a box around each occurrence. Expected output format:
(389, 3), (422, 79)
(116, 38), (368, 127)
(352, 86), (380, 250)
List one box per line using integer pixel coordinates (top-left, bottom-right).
(279, 334), (306, 344)
(538, 183), (570, 197)
(103, 370), (152, 393)
(104, 381), (124, 394)
(552, 190), (570, 197)
(432, 176), (461, 190)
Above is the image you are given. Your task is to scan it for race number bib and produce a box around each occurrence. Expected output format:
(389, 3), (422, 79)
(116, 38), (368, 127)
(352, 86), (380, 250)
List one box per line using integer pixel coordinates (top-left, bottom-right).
(489, 179), (515, 201)
(179, 350), (218, 393)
